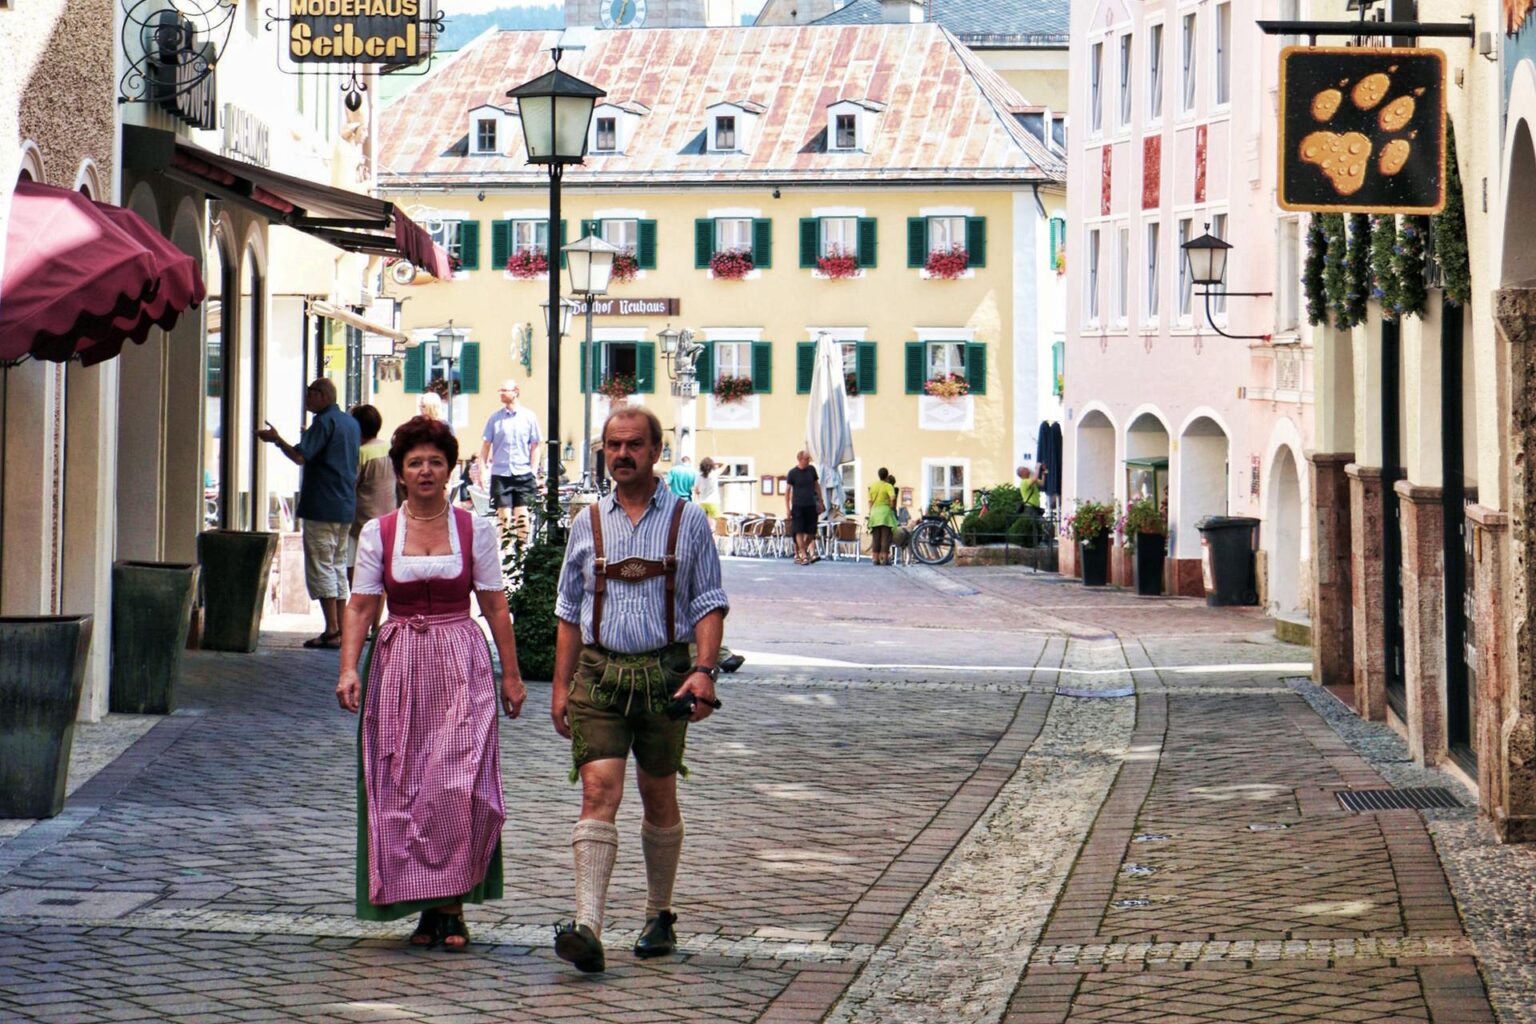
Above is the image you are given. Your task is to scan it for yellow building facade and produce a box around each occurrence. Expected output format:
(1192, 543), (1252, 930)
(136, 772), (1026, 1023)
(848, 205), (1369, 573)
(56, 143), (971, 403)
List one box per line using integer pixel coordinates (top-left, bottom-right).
(374, 24), (1066, 515)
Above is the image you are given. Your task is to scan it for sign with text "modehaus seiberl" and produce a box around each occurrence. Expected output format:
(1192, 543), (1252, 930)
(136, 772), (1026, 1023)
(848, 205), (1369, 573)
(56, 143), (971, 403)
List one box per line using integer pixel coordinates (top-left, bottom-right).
(1278, 47), (1446, 215)
(285, 0), (431, 64)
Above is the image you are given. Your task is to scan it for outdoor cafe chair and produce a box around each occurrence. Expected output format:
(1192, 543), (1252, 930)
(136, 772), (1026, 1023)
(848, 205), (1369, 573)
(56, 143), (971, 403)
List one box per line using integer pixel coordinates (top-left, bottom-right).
(830, 519), (863, 562)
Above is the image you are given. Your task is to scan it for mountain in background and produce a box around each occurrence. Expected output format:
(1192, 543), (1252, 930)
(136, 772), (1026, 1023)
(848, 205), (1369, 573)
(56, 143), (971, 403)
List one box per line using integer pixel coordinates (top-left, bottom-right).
(437, 5), (563, 50)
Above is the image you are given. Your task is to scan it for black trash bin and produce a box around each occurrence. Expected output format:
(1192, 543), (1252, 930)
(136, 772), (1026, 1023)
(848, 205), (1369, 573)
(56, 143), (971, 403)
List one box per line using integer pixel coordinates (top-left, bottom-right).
(111, 561), (199, 713)
(1196, 516), (1260, 606)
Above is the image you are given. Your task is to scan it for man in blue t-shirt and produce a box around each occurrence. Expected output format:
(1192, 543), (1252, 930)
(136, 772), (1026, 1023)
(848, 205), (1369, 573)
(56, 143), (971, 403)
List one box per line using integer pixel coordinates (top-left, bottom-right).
(258, 378), (360, 648)
(481, 379), (543, 542)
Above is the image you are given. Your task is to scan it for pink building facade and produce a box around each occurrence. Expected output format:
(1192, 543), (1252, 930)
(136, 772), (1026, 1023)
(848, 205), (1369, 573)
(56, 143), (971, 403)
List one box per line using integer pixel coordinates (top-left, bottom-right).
(1062, 0), (1314, 612)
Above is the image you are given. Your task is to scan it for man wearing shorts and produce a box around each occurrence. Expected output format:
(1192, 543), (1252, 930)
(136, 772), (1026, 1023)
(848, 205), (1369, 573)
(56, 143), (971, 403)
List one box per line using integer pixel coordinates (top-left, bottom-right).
(550, 405), (728, 972)
(480, 379), (542, 541)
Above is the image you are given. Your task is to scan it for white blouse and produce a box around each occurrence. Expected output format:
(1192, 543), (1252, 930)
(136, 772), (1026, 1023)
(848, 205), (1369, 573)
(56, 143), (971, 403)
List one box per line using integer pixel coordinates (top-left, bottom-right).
(352, 513), (505, 595)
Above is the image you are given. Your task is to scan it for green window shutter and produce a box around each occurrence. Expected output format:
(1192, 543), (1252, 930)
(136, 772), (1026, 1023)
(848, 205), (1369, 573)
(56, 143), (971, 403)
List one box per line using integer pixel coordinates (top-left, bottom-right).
(796, 342), (815, 394)
(558, 219), (568, 268)
(636, 342), (656, 393)
(856, 341), (877, 395)
(965, 216), (987, 268)
(857, 217), (878, 268)
(751, 341), (773, 394)
(579, 341), (589, 394)
(694, 342), (713, 391)
(751, 218), (773, 268)
(581, 218), (600, 239)
(458, 342), (480, 394)
(1048, 218), (1063, 270)
(404, 344), (426, 393)
(490, 221), (511, 272)
(799, 218), (819, 268)
(695, 219), (715, 268)
(637, 219), (658, 269)
(966, 342), (987, 395)
(1052, 339), (1064, 395)
(905, 342), (925, 394)
(907, 217), (927, 268)
(458, 220), (481, 270)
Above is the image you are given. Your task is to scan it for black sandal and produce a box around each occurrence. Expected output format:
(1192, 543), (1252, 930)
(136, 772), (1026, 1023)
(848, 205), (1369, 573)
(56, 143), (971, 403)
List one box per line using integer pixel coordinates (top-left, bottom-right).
(440, 912), (470, 952)
(409, 910), (442, 948)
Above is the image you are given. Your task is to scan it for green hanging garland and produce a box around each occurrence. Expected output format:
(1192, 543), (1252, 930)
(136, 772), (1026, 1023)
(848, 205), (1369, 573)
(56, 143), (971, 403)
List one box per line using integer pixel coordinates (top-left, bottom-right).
(1433, 120), (1471, 306)
(1304, 214), (1328, 326)
(1370, 214), (1401, 320)
(1345, 213), (1372, 328)
(1323, 213), (1350, 329)
(1397, 215), (1429, 319)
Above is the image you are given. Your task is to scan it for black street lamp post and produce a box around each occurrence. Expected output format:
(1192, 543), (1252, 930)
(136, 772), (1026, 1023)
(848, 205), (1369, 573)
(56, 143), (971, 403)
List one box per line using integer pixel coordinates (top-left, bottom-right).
(507, 50), (605, 542)
(1179, 225), (1273, 342)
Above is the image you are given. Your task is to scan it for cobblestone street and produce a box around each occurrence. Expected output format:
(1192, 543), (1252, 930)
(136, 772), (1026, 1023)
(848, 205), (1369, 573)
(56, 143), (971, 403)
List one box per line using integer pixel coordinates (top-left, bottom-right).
(2, 559), (1533, 1023)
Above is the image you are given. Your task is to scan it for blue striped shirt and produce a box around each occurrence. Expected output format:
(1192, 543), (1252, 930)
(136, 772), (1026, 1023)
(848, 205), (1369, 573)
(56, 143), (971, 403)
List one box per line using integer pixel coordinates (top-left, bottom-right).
(555, 480), (729, 652)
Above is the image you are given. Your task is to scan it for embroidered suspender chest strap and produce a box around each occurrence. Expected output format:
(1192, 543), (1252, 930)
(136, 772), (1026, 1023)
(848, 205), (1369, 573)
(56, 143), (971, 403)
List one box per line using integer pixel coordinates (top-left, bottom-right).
(589, 499), (688, 650)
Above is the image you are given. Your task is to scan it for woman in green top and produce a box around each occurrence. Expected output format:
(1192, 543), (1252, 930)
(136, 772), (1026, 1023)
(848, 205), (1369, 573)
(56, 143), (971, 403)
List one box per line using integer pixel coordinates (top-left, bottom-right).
(867, 467), (899, 565)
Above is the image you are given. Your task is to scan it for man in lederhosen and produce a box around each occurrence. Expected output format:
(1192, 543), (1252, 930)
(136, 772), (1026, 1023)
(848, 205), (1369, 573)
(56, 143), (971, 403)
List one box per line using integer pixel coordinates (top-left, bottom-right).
(551, 405), (728, 973)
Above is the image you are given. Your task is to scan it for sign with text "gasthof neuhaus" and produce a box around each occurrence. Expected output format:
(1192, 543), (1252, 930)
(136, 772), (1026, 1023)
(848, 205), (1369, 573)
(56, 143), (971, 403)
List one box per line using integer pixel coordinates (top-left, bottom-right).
(286, 0), (429, 64)
(1278, 47), (1446, 215)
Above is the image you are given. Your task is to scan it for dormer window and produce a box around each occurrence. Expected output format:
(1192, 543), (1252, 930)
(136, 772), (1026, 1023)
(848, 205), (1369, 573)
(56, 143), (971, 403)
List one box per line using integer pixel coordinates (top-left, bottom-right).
(834, 114), (857, 150)
(826, 99), (881, 153)
(475, 118), (497, 154)
(715, 116), (736, 151)
(594, 117), (617, 153)
(704, 101), (762, 154)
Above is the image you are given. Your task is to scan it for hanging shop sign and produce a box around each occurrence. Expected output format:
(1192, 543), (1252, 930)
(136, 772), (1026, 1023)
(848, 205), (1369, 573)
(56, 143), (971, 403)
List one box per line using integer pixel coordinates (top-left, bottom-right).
(571, 297), (682, 317)
(118, 0), (236, 119)
(282, 0), (432, 64)
(1278, 46), (1446, 215)
(221, 104), (270, 168)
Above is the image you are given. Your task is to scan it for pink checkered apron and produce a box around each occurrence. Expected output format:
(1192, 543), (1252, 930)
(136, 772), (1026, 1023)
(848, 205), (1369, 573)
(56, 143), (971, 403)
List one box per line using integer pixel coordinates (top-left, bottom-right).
(362, 508), (505, 906)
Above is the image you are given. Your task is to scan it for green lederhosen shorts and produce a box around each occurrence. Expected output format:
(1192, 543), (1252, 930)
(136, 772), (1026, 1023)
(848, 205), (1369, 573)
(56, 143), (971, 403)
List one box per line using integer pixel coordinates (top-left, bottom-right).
(568, 643), (691, 780)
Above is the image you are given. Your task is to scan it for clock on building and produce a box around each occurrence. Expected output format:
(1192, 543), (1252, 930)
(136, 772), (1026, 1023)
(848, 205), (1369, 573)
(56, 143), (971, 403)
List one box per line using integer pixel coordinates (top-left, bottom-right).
(599, 0), (649, 28)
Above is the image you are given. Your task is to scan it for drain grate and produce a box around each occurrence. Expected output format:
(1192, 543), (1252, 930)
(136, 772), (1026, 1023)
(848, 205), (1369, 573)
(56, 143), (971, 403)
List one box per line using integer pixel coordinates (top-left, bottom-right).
(1054, 686), (1135, 699)
(1337, 788), (1461, 812)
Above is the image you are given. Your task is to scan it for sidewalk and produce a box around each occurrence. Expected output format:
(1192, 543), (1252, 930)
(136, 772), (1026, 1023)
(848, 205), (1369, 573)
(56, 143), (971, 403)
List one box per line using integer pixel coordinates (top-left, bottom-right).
(0, 560), (1530, 1023)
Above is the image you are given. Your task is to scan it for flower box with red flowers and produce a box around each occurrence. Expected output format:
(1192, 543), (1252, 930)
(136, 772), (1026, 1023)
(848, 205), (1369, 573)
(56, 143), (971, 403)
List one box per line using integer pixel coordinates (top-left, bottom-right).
(924, 245), (970, 279)
(506, 248), (549, 279)
(843, 371), (860, 397)
(816, 248), (860, 279)
(709, 248), (754, 280)
(712, 374), (754, 405)
(610, 250), (639, 284)
(597, 374), (636, 402)
(922, 373), (970, 399)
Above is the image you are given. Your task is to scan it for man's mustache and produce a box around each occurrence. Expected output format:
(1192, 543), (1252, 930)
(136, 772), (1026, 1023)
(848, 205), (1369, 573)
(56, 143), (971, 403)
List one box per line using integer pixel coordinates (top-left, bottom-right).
(612, 457), (637, 469)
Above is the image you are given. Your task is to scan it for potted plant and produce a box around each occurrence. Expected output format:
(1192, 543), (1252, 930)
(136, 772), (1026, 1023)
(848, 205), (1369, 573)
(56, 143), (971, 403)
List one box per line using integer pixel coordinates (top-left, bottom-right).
(924, 244), (970, 279)
(0, 614), (93, 818)
(923, 372), (970, 400)
(712, 374), (754, 405)
(197, 530), (279, 651)
(709, 247), (754, 280)
(844, 370), (860, 397)
(506, 248), (549, 279)
(610, 249), (639, 284)
(816, 246), (860, 279)
(598, 373), (637, 402)
(1065, 500), (1116, 586)
(111, 560), (200, 713)
(1123, 499), (1168, 596)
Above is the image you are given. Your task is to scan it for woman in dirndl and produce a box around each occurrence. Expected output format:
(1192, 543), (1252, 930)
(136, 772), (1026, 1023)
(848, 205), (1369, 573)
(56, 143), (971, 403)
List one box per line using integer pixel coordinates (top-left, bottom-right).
(337, 415), (526, 950)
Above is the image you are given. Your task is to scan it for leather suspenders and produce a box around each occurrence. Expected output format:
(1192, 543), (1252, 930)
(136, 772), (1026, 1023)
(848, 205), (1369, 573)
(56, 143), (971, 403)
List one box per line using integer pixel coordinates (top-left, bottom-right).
(589, 498), (687, 650)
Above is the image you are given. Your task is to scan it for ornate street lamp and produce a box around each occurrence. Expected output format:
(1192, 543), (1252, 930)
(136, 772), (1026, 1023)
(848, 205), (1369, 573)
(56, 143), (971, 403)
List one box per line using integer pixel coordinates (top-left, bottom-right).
(1179, 225), (1272, 341)
(657, 324), (704, 395)
(564, 233), (620, 490)
(434, 320), (465, 400)
(507, 50), (605, 541)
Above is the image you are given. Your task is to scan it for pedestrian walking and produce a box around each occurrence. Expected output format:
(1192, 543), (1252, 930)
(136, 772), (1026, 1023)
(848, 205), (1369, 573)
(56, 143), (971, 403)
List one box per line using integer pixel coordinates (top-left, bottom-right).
(550, 405), (728, 973)
(336, 415), (526, 951)
(348, 405), (398, 584)
(665, 455), (697, 501)
(480, 379), (542, 541)
(785, 450), (824, 565)
(694, 457), (721, 519)
(868, 467), (898, 566)
(257, 378), (360, 649)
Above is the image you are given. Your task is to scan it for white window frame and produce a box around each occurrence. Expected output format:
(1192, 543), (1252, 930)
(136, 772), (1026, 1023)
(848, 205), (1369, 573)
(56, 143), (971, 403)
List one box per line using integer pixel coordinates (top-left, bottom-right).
(921, 458), (970, 510)
(1210, 212), (1229, 317)
(602, 218), (638, 252)
(1145, 220), (1161, 323)
(593, 115), (618, 153)
(821, 216), (858, 258)
(714, 340), (752, 385)
(1177, 217), (1194, 321)
(512, 218), (548, 256)
(1119, 34), (1133, 128)
(427, 219), (464, 267)
(928, 215), (966, 254)
(1214, 2), (1231, 108)
(715, 115), (737, 151)
(925, 340), (967, 379)
(833, 112), (858, 150)
(1277, 217), (1301, 333)
(715, 217), (752, 252)
(1090, 41), (1104, 134)
(1087, 227), (1102, 324)
(1114, 225), (1130, 327)
(1147, 22), (1164, 124)
(475, 118), (498, 154)
(1180, 12), (1197, 114)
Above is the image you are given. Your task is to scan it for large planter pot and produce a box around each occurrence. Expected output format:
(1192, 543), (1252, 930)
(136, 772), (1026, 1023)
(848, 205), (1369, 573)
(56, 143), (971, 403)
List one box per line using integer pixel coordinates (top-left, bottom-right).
(111, 561), (199, 713)
(0, 615), (93, 818)
(1134, 534), (1167, 596)
(197, 530), (278, 653)
(1079, 537), (1111, 586)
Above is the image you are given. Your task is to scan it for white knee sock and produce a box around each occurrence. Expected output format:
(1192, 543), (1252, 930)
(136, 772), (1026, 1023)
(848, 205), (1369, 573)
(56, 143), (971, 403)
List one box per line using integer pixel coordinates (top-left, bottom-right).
(572, 819), (620, 937)
(641, 818), (685, 918)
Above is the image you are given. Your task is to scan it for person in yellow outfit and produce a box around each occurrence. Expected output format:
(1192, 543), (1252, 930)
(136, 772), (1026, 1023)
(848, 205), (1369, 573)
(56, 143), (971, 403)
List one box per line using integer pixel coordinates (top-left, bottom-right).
(867, 467), (899, 566)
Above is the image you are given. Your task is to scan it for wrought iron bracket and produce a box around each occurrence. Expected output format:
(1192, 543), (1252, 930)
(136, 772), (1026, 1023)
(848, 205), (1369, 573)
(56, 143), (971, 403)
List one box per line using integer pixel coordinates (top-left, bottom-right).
(1255, 16), (1475, 45)
(1196, 290), (1275, 342)
(117, 0), (237, 113)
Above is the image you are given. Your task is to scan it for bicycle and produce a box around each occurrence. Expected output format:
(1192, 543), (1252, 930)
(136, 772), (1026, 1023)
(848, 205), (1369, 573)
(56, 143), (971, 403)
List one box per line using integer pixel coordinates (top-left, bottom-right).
(909, 499), (971, 566)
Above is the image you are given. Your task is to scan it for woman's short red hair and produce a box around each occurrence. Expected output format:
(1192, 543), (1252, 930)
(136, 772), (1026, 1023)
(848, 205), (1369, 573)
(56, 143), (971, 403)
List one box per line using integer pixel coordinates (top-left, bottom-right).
(389, 415), (458, 478)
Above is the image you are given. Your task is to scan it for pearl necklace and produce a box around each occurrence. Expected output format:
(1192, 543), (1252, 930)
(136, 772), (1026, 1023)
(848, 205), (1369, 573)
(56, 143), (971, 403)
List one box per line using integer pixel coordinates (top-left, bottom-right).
(403, 499), (450, 522)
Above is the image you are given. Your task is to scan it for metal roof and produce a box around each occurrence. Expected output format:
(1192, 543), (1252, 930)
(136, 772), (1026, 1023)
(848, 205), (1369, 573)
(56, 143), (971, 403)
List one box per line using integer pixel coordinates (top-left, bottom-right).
(376, 24), (1065, 190)
(811, 0), (1069, 48)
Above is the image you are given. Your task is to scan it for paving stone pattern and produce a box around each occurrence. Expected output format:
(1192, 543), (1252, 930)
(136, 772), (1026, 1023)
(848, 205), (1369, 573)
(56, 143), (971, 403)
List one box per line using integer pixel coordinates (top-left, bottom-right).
(0, 560), (1518, 1023)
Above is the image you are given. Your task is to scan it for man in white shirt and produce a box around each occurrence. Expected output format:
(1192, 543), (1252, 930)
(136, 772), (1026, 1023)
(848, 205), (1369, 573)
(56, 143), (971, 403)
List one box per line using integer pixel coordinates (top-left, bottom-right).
(480, 380), (542, 541)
